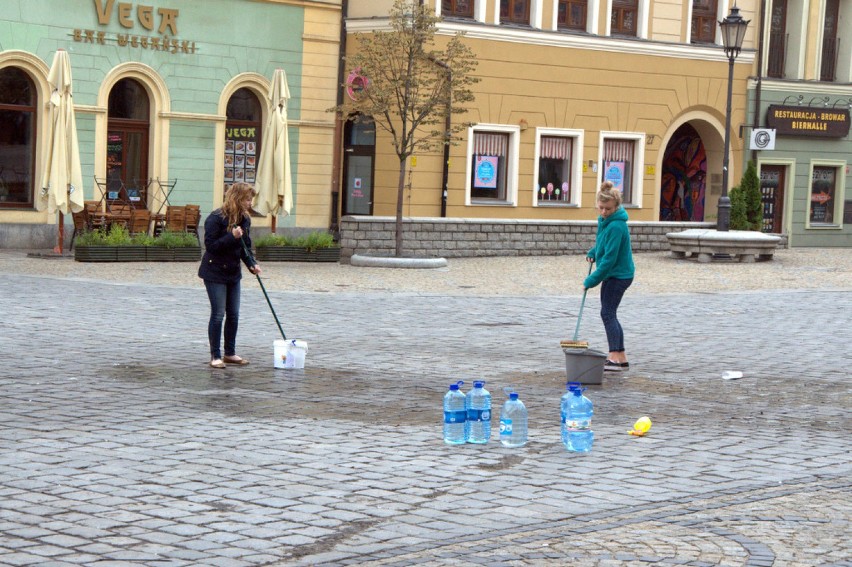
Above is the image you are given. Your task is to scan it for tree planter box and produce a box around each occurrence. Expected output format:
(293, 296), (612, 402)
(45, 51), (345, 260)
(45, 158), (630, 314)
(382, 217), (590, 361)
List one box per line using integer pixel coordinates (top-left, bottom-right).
(74, 246), (118, 262)
(255, 246), (340, 262)
(75, 246), (201, 262)
(147, 247), (201, 262)
(115, 246), (148, 262)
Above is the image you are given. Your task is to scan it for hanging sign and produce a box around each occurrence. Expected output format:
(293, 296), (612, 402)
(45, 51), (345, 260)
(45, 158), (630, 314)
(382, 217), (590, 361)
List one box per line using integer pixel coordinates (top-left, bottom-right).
(766, 105), (850, 138)
(749, 128), (776, 150)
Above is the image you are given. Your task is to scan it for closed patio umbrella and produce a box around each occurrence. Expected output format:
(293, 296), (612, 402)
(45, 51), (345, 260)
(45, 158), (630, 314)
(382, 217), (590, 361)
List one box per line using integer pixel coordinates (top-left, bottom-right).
(38, 49), (84, 253)
(253, 69), (293, 232)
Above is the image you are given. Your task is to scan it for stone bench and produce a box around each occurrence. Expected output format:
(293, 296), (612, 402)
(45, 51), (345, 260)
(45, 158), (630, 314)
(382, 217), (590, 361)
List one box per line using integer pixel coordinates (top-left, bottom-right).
(666, 229), (782, 263)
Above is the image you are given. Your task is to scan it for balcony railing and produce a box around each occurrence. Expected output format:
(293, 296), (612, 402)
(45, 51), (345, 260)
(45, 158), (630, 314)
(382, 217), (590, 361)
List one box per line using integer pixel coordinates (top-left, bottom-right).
(767, 32), (786, 78)
(820, 37), (839, 82)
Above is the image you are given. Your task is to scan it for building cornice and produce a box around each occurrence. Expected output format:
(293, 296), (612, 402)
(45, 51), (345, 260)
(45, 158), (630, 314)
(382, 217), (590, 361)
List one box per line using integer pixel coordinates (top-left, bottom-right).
(345, 19), (756, 65)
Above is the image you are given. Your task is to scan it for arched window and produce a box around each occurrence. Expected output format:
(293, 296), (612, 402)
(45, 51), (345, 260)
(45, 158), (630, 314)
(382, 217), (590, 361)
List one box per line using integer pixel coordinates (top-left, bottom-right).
(107, 78), (150, 208)
(224, 88), (262, 188)
(0, 67), (36, 208)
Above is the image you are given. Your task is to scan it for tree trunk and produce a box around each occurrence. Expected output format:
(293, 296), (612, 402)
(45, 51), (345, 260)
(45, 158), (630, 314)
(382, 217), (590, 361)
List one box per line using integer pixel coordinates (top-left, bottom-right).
(395, 157), (407, 257)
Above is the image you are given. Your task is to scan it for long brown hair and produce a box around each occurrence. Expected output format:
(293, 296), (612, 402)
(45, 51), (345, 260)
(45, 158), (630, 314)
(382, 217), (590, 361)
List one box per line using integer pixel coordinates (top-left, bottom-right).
(221, 182), (255, 227)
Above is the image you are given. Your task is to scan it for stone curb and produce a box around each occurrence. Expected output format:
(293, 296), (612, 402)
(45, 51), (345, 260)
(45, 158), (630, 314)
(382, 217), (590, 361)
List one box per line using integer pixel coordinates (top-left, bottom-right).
(350, 253), (448, 269)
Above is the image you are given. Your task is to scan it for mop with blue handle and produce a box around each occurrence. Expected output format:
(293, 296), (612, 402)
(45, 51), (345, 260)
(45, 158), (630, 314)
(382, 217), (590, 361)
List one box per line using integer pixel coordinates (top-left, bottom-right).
(239, 236), (287, 341)
(560, 262), (593, 349)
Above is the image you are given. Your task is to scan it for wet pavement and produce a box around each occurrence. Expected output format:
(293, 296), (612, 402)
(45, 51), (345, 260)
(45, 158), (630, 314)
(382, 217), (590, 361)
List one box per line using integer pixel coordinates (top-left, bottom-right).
(1, 250), (850, 566)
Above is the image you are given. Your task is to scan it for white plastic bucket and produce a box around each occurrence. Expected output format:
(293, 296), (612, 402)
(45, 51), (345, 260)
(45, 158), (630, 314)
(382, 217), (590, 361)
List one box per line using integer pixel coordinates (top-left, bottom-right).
(273, 339), (308, 369)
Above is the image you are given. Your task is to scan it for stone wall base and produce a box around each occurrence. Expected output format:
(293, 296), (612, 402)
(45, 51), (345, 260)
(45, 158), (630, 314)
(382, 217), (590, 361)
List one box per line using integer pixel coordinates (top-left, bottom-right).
(338, 216), (762, 261)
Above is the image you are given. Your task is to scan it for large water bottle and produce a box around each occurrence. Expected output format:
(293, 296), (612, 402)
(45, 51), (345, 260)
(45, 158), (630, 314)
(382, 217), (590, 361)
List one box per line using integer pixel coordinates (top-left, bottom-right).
(443, 381), (466, 445)
(499, 392), (528, 447)
(562, 381), (594, 452)
(465, 381), (491, 444)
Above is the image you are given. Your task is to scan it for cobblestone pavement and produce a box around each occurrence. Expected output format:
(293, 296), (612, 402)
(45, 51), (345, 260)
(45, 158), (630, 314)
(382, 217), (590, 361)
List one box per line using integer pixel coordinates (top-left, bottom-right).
(1, 249), (850, 566)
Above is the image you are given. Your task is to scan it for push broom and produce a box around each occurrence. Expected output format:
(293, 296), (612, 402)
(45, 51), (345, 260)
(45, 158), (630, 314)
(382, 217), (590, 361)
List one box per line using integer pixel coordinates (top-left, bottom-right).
(560, 262), (593, 350)
(239, 236), (286, 341)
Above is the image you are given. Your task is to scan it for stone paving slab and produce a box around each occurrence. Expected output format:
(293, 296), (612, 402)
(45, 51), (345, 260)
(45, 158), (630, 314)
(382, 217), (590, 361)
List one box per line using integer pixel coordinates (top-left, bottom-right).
(0, 255), (850, 566)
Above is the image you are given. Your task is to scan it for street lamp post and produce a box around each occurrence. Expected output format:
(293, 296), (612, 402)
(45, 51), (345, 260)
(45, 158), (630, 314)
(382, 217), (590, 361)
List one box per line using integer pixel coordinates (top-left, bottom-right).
(717, 4), (750, 232)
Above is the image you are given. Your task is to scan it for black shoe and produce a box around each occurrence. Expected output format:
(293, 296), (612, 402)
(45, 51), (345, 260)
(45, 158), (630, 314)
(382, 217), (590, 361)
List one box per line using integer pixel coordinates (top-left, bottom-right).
(604, 360), (629, 372)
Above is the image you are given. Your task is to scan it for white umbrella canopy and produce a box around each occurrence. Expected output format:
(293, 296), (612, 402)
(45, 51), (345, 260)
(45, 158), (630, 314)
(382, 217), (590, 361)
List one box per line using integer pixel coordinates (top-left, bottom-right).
(38, 49), (84, 217)
(253, 69), (293, 229)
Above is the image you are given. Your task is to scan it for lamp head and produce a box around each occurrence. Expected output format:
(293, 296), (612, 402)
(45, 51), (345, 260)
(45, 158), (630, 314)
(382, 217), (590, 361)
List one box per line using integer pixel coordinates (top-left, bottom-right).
(719, 4), (750, 60)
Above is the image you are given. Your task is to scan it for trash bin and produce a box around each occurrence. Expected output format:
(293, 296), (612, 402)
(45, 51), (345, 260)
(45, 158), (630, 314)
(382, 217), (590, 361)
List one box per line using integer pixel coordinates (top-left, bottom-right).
(563, 347), (606, 385)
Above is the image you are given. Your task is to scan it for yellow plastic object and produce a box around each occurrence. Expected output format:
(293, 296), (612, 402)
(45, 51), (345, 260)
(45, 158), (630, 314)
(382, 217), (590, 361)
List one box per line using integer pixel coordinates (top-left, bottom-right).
(628, 416), (652, 436)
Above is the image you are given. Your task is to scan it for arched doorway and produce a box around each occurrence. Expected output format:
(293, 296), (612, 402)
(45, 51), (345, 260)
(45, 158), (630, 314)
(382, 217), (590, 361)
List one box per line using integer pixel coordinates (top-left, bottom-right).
(0, 67), (36, 209)
(107, 78), (150, 209)
(342, 114), (375, 215)
(224, 88), (262, 190)
(660, 123), (707, 221)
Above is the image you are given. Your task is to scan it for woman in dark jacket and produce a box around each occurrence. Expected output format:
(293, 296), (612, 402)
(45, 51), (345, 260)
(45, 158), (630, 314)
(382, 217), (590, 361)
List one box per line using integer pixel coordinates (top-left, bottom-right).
(198, 182), (261, 368)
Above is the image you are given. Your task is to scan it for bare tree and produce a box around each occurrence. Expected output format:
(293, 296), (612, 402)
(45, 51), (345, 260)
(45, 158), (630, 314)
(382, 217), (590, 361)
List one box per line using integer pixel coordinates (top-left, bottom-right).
(336, 0), (478, 257)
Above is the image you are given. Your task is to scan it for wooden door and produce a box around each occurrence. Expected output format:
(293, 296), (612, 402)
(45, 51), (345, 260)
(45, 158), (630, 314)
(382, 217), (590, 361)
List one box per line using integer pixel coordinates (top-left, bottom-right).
(760, 165), (785, 233)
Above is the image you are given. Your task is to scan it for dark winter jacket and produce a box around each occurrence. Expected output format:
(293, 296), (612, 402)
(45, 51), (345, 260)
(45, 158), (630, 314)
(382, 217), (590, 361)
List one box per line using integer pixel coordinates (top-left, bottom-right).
(584, 207), (635, 289)
(197, 209), (256, 284)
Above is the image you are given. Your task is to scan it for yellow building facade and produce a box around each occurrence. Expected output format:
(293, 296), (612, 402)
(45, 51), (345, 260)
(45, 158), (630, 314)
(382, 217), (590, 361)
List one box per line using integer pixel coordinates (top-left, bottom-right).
(341, 0), (760, 225)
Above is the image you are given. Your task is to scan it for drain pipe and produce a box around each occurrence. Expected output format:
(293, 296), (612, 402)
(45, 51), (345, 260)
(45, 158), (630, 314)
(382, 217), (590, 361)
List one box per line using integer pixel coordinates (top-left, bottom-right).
(429, 55), (452, 218)
(330, 0), (349, 237)
(751, 0), (766, 163)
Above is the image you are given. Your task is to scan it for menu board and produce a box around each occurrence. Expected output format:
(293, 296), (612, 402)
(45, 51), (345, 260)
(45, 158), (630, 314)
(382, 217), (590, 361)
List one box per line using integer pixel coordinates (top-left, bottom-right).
(224, 127), (258, 185)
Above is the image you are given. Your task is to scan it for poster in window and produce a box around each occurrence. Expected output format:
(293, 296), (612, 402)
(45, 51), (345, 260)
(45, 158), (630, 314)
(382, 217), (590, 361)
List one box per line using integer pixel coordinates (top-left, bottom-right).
(474, 156), (499, 189)
(246, 142), (256, 155)
(604, 161), (626, 193)
(235, 169), (245, 181)
(246, 155), (256, 169)
(225, 168), (234, 182)
(810, 168), (835, 223)
(235, 154), (245, 168)
(225, 140), (235, 154)
(245, 169), (255, 183)
(224, 154), (234, 167)
(235, 141), (246, 155)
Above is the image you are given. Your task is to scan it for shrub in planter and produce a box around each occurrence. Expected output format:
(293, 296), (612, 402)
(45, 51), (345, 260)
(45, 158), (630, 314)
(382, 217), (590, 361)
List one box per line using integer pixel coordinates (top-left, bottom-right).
(148, 231), (200, 261)
(254, 230), (339, 262)
(74, 225), (143, 262)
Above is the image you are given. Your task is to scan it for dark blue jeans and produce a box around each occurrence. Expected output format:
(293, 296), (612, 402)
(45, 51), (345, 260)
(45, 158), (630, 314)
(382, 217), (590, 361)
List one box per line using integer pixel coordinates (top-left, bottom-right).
(600, 277), (633, 353)
(204, 280), (241, 359)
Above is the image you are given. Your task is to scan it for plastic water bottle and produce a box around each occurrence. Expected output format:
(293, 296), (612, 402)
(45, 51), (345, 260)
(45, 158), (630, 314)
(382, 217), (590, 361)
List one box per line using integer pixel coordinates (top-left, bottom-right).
(465, 381), (491, 444)
(499, 392), (528, 447)
(443, 381), (466, 444)
(562, 381), (594, 452)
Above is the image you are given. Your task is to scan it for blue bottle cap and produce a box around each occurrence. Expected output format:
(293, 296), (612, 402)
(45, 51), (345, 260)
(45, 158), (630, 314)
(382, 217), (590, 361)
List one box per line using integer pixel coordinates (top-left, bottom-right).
(509, 392), (519, 400)
(567, 381), (582, 390)
(449, 384), (459, 391)
(473, 381), (484, 388)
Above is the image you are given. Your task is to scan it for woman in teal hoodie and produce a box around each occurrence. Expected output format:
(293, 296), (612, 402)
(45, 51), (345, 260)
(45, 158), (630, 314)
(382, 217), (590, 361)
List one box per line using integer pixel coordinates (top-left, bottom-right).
(584, 181), (635, 372)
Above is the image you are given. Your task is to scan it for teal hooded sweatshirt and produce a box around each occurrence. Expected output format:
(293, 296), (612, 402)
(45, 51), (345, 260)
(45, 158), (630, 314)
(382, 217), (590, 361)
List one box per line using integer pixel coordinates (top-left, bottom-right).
(584, 206), (635, 289)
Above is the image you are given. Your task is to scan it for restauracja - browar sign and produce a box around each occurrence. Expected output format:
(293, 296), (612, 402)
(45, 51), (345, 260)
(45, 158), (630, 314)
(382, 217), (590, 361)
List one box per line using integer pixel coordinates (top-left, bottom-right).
(73, 0), (197, 55)
(766, 105), (850, 138)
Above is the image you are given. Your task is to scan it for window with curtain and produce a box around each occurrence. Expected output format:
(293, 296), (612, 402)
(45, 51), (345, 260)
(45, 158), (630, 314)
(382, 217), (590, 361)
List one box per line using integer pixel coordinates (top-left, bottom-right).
(691, 0), (717, 43)
(471, 132), (509, 200)
(558, 0), (588, 31)
(537, 136), (573, 204)
(225, 88), (262, 188)
(500, 0), (530, 25)
(443, 0), (474, 18)
(602, 138), (635, 203)
(0, 67), (36, 209)
(611, 0), (638, 36)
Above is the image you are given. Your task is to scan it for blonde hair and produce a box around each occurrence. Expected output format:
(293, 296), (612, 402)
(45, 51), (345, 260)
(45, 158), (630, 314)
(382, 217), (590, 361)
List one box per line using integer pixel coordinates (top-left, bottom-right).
(596, 180), (623, 206)
(221, 182), (256, 227)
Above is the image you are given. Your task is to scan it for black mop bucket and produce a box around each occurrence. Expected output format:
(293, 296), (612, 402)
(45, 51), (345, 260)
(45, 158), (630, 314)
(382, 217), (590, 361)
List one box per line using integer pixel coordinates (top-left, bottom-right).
(563, 347), (606, 385)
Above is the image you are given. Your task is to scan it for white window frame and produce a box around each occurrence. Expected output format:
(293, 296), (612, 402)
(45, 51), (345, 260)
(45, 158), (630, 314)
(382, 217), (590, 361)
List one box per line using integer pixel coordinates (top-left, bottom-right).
(605, 0), (649, 39)
(686, 0), (730, 44)
(550, 0), (600, 34)
(532, 127), (584, 207)
(435, 0), (486, 23)
(465, 123), (521, 207)
(805, 159), (846, 229)
(598, 131), (645, 208)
